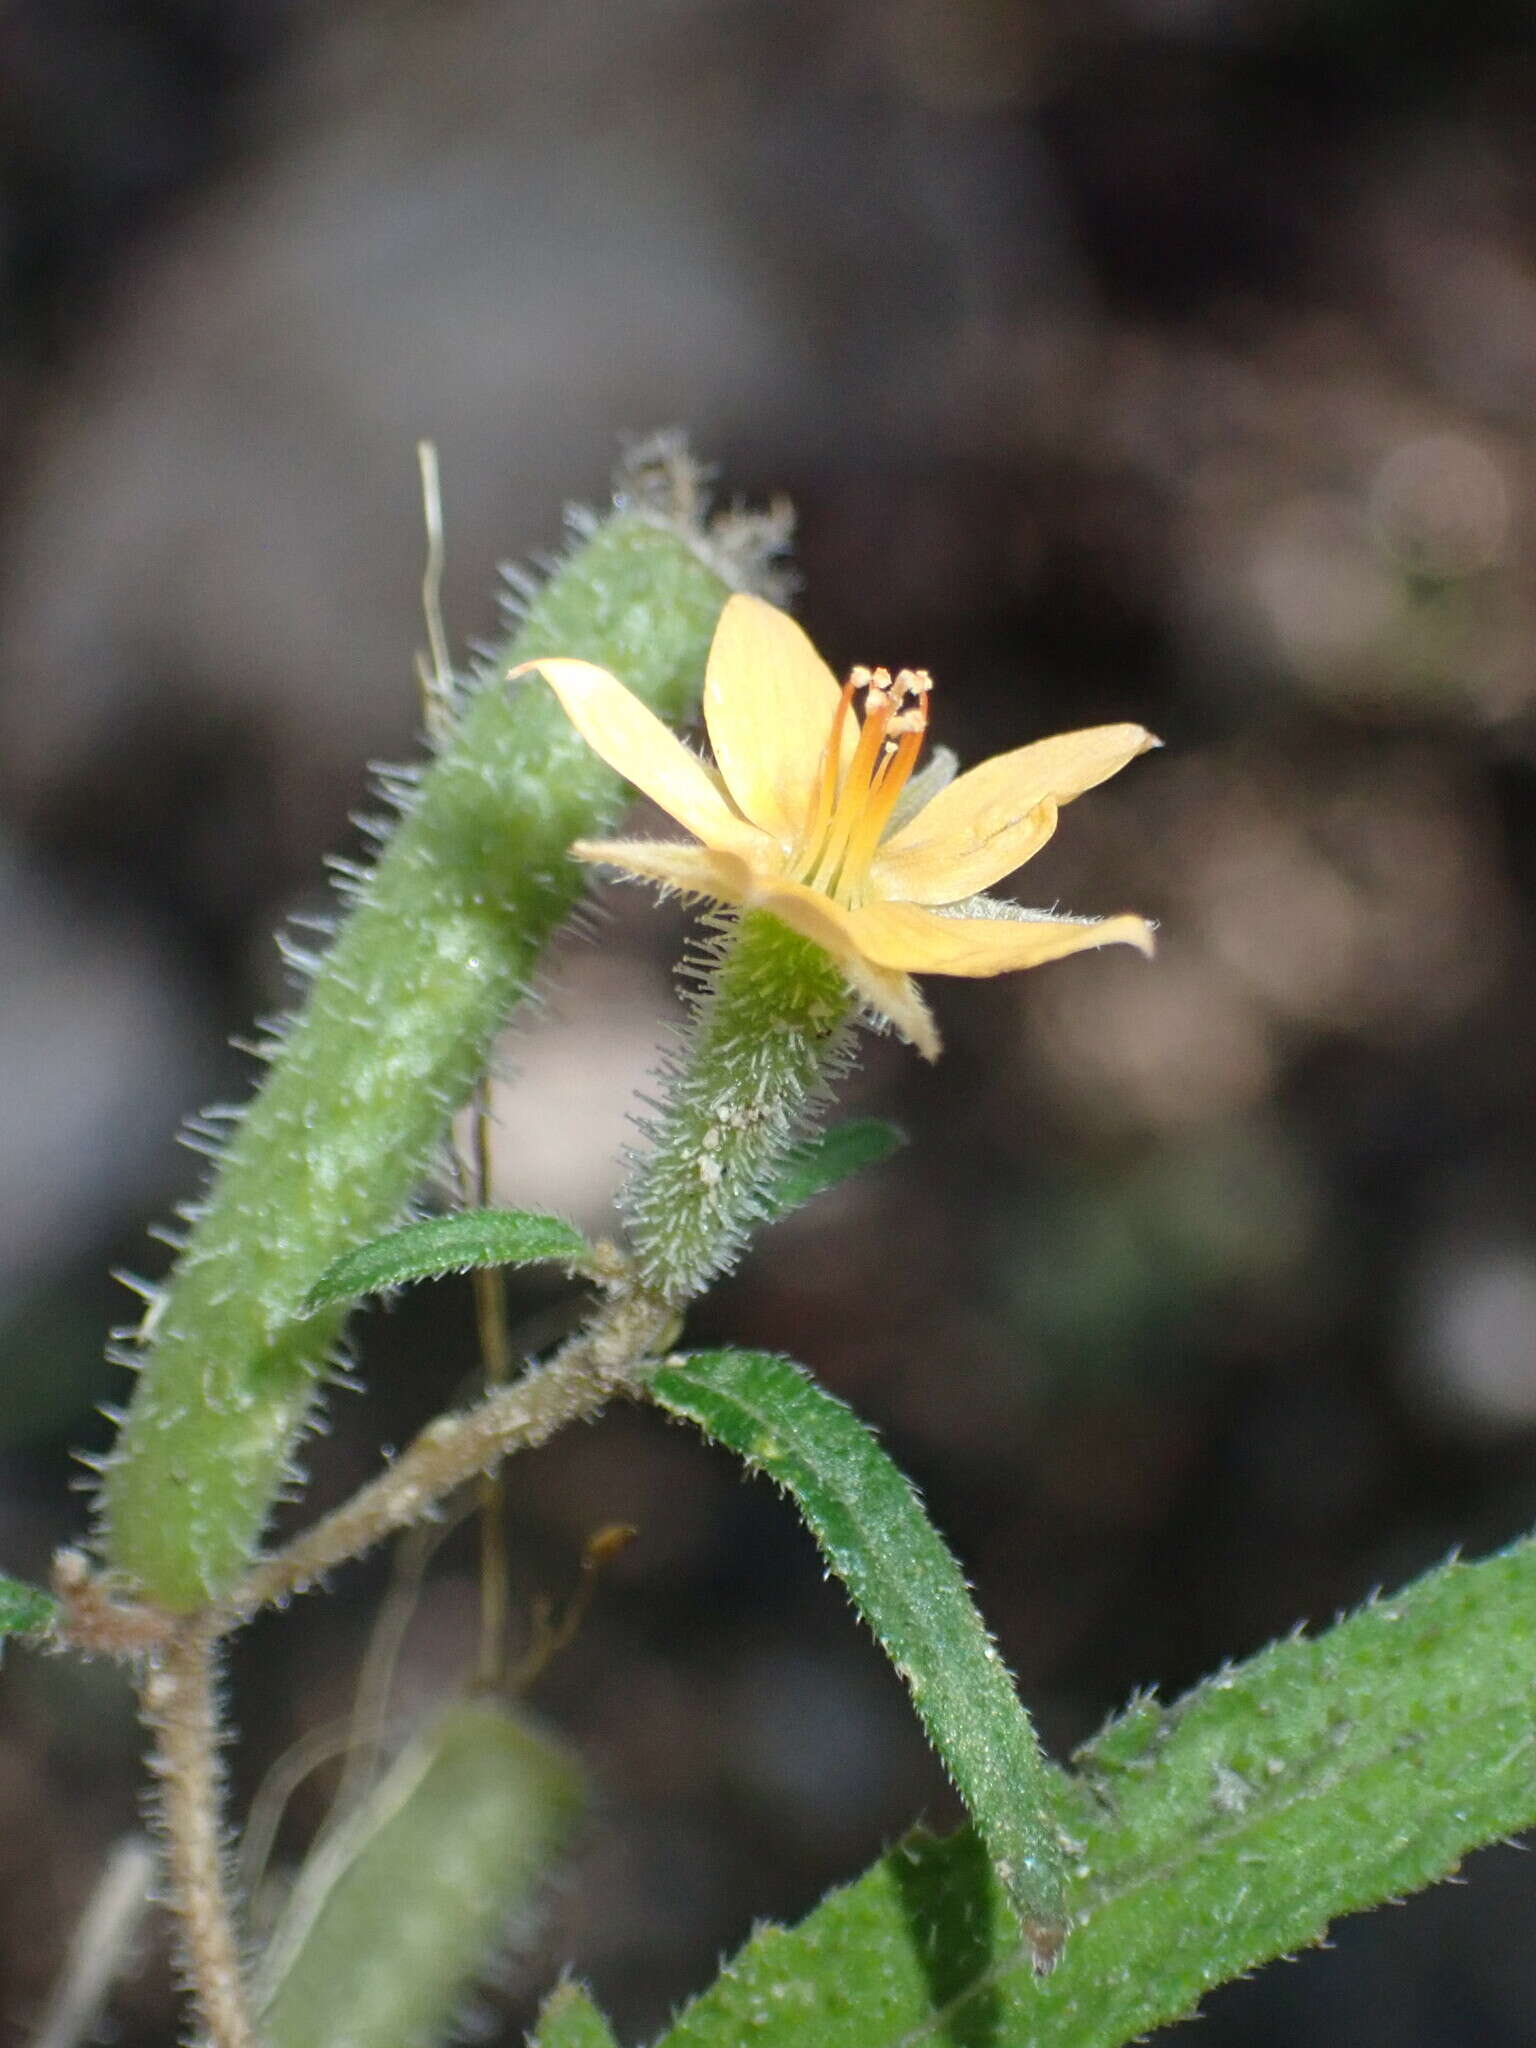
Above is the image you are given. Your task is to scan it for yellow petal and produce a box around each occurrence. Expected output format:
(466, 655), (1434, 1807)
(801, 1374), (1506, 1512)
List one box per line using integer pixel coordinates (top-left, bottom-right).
(872, 799), (1060, 905)
(568, 847), (940, 1055)
(568, 839), (760, 905)
(742, 879), (945, 1059)
(874, 724), (1159, 905)
(702, 594), (857, 845)
(845, 900), (1156, 976)
(516, 657), (766, 858)
(750, 876), (871, 962)
(838, 957), (942, 1061)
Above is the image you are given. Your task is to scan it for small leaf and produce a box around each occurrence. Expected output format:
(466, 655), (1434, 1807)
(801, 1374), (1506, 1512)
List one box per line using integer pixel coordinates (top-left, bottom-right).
(763, 1118), (906, 1221)
(304, 1209), (590, 1311)
(531, 1981), (622, 2048)
(649, 1348), (1068, 1969)
(0, 1574), (57, 1638)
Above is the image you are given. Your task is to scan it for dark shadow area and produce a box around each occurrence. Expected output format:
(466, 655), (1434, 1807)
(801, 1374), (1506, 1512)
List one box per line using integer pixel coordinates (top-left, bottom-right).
(891, 1827), (1007, 2048)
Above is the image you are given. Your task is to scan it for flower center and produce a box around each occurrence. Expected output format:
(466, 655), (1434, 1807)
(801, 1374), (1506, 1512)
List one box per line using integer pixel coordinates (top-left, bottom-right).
(794, 666), (931, 904)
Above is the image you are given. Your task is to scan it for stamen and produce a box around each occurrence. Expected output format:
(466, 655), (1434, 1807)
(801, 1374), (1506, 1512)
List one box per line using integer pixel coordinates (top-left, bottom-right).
(802, 675), (860, 863)
(796, 664), (933, 900)
(841, 721), (925, 889)
(811, 681), (896, 892)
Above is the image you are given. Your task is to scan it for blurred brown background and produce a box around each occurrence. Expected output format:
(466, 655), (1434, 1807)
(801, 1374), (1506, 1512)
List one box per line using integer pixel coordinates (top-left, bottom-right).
(4, 1), (1536, 2041)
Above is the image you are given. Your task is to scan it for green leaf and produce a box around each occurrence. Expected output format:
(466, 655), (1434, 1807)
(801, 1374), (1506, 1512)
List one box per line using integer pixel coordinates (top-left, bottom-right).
(304, 1209), (589, 1311)
(530, 1981), (622, 2048)
(0, 1574), (56, 1638)
(654, 1533), (1536, 2048)
(649, 1348), (1069, 1968)
(763, 1118), (906, 1221)
(256, 1701), (584, 2048)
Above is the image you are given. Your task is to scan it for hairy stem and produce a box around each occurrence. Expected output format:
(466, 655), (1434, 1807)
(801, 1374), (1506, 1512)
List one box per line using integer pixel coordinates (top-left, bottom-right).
(143, 1623), (254, 2048)
(234, 1290), (677, 1620)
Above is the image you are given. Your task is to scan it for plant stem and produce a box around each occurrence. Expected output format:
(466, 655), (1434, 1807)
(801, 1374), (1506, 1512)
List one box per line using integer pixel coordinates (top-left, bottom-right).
(465, 1080), (517, 1690)
(143, 1622), (255, 2048)
(231, 915), (855, 1618)
(234, 1289), (677, 1621)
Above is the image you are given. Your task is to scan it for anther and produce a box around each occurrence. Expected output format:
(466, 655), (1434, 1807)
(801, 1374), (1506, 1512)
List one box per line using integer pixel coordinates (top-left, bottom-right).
(794, 657), (936, 900)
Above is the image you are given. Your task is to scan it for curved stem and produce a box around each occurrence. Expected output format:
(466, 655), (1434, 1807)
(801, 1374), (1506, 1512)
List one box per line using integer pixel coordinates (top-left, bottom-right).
(233, 1289), (677, 1622)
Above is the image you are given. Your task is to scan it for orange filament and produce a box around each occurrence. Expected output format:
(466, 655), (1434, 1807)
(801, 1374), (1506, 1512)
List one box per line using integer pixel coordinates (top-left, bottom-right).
(802, 673), (861, 866)
(841, 720), (925, 886)
(796, 667), (931, 902)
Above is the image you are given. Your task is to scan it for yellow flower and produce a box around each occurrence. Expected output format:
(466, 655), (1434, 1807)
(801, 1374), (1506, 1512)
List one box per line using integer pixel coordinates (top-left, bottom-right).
(523, 594), (1157, 1060)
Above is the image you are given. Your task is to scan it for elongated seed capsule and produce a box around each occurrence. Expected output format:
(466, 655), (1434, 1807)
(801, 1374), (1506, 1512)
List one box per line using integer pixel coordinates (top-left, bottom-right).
(254, 1700), (584, 2048)
(101, 510), (737, 1608)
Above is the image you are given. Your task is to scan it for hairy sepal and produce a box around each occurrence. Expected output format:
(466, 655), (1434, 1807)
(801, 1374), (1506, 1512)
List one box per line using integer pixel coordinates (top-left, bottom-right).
(621, 913), (856, 1302)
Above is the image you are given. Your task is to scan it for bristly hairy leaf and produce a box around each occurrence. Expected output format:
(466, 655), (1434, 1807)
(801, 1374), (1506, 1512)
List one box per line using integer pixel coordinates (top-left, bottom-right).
(651, 1533), (1536, 2048)
(649, 1348), (1069, 1968)
(304, 1209), (590, 1311)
